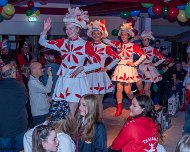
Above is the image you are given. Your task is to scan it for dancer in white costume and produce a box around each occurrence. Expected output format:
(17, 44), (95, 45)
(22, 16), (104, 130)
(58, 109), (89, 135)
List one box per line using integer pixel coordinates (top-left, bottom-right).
(39, 7), (101, 117)
(103, 23), (146, 116)
(138, 30), (165, 97)
(86, 20), (120, 119)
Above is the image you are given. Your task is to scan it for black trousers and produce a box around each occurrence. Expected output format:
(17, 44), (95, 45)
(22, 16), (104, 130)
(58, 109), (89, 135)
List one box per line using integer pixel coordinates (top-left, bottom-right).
(157, 81), (172, 110)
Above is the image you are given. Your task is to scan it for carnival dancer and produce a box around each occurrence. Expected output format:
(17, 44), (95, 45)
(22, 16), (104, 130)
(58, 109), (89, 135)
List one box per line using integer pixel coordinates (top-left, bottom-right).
(39, 7), (101, 117)
(86, 20), (120, 119)
(103, 22), (146, 117)
(138, 30), (165, 97)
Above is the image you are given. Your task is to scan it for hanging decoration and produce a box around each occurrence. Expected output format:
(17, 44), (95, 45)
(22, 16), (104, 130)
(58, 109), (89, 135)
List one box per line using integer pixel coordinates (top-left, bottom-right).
(167, 7), (179, 19)
(0, 0), (15, 23)
(141, 3), (153, 8)
(152, 4), (163, 16)
(162, 7), (168, 16)
(114, 1), (189, 30)
(25, 1), (40, 17)
(111, 29), (119, 36)
(177, 10), (188, 22)
(120, 11), (130, 19)
(148, 7), (156, 16)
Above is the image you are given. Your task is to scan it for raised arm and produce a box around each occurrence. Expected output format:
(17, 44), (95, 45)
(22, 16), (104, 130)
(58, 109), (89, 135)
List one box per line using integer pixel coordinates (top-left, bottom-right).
(39, 17), (65, 51)
(30, 68), (53, 93)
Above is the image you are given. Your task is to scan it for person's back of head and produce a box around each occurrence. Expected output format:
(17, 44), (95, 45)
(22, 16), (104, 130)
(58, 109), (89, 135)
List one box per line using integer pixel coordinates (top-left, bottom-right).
(46, 54), (55, 64)
(176, 134), (190, 152)
(30, 62), (43, 78)
(21, 63), (30, 75)
(1, 64), (16, 79)
(32, 125), (58, 152)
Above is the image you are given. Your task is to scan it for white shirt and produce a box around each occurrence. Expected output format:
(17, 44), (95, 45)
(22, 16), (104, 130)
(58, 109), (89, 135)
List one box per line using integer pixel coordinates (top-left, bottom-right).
(23, 122), (75, 152)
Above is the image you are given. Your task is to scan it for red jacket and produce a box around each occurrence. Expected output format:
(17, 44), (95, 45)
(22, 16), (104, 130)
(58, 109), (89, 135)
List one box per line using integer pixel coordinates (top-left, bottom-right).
(17, 52), (33, 69)
(112, 116), (159, 152)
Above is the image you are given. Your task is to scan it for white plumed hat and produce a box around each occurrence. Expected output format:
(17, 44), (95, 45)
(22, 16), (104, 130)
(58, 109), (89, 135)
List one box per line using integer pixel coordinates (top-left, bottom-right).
(87, 20), (108, 38)
(118, 22), (134, 37)
(141, 30), (155, 40)
(63, 7), (89, 29)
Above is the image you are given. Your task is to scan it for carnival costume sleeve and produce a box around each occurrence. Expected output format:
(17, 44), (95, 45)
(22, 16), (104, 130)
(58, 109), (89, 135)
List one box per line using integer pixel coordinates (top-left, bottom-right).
(133, 44), (146, 66)
(153, 48), (165, 67)
(83, 41), (101, 72)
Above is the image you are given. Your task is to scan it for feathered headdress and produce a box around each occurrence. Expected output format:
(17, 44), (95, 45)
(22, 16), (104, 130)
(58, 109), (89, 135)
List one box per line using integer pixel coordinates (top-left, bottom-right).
(141, 30), (155, 40)
(87, 20), (108, 38)
(63, 7), (89, 29)
(118, 22), (134, 37)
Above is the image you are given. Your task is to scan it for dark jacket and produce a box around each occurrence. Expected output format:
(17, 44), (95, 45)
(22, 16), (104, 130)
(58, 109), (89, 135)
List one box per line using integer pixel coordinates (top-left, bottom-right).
(77, 122), (107, 152)
(0, 78), (27, 137)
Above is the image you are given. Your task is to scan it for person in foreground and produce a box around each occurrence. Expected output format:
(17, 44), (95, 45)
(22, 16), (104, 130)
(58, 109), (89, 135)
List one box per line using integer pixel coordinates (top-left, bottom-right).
(176, 134), (190, 152)
(32, 125), (59, 152)
(74, 94), (107, 152)
(111, 94), (159, 152)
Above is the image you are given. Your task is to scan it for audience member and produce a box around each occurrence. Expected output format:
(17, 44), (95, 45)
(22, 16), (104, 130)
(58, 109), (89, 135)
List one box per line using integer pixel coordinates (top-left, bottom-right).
(21, 63), (33, 128)
(183, 84), (190, 135)
(111, 94), (159, 152)
(157, 47), (175, 111)
(74, 94), (107, 152)
(0, 64), (27, 151)
(42, 53), (59, 98)
(175, 62), (186, 104)
(18, 42), (35, 70)
(24, 105), (74, 152)
(0, 39), (9, 55)
(21, 63), (30, 91)
(154, 39), (164, 52)
(28, 62), (53, 126)
(176, 134), (190, 152)
(32, 125), (58, 152)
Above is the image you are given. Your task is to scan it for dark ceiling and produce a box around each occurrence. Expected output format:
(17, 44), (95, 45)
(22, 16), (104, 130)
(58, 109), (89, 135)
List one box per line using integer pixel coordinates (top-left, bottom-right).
(9, 0), (189, 16)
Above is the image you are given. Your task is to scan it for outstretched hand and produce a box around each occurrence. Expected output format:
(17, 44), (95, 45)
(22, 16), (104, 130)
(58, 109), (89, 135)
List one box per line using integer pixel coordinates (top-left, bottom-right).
(42, 17), (52, 34)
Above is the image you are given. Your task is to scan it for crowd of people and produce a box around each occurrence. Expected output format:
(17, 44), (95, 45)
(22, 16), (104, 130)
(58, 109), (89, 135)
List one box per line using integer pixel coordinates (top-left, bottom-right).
(0, 7), (190, 152)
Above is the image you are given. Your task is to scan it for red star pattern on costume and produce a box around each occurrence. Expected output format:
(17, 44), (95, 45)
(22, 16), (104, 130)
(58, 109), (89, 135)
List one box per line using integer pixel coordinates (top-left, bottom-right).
(75, 94), (81, 98)
(85, 41), (101, 63)
(94, 83), (104, 92)
(47, 38), (64, 49)
(144, 49), (152, 60)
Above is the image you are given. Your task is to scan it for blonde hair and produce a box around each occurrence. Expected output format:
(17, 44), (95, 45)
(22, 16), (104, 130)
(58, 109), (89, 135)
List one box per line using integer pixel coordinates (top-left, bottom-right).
(75, 94), (99, 141)
(52, 114), (74, 138)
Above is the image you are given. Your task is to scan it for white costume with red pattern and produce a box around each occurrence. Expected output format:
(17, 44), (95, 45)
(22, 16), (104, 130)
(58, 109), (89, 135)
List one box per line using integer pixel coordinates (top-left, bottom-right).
(138, 46), (165, 83)
(39, 35), (101, 103)
(86, 42), (119, 94)
(104, 40), (146, 83)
